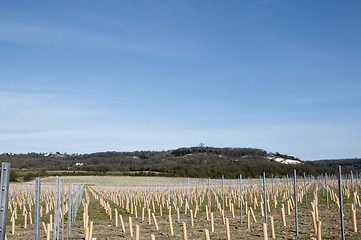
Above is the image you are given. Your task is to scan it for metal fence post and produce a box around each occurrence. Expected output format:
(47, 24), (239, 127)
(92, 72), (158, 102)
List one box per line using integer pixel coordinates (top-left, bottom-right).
(67, 181), (72, 240)
(208, 177), (211, 238)
(240, 174), (242, 224)
(294, 170), (298, 236)
(222, 175), (224, 212)
(0, 162), (10, 239)
(303, 172), (307, 206)
(53, 176), (59, 240)
(286, 174), (290, 200)
(351, 170), (356, 210)
(34, 177), (41, 240)
(271, 175), (274, 207)
(263, 172), (267, 226)
(61, 179), (64, 240)
(325, 173), (329, 208)
(338, 166), (345, 240)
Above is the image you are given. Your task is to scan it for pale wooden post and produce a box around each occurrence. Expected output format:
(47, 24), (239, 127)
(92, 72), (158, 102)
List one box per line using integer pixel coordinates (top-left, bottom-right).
(225, 218), (231, 240)
(190, 209), (194, 227)
(119, 215), (125, 232)
(152, 213), (159, 230)
(263, 223), (268, 240)
(204, 229), (210, 240)
(270, 216), (275, 239)
(281, 204), (286, 226)
(135, 225), (140, 240)
(168, 215), (174, 235)
(182, 222), (187, 240)
(129, 217), (133, 236)
(317, 221), (322, 240)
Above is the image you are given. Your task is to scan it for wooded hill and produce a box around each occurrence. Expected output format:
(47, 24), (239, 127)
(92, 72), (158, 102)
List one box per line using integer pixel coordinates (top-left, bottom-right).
(312, 158), (361, 171)
(1, 147), (335, 178)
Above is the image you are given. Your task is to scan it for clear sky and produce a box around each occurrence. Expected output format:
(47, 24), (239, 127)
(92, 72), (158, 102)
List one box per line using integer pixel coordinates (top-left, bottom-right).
(1, 0), (361, 160)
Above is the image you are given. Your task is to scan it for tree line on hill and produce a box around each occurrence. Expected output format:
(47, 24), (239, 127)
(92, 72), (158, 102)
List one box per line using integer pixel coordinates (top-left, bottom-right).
(1, 147), (337, 180)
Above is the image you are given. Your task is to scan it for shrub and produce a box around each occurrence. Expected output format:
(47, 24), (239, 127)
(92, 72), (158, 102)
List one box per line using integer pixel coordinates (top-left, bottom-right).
(23, 172), (36, 181)
(10, 169), (18, 182)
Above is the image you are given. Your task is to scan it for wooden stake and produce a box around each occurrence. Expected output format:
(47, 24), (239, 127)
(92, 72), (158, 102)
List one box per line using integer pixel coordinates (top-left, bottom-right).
(247, 210), (251, 230)
(11, 217), (15, 235)
(168, 215), (174, 235)
(311, 211), (317, 234)
(89, 221), (93, 240)
(351, 205), (357, 232)
(119, 215), (125, 232)
(47, 223), (51, 240)
(190, 209), (194, 227)
(41, 222), (47, 236)
(204, 229), (210, 240)
(231, 203), (235, 218)
(24, 213), (27, 229)
(211, 212), (214, 232)
(182, 222), (188, 240)
(135, 225), (140, 240)
(225, 218), (231, 240)
(152, 213), (159, 230)
(317, 220), (322, 240)
(250, 207), (257, 223)
(29, 211), (33, 225)
(129, 217), (133, 236)
(263, 223), (268, 240)
(205, 205), (209, 220)
(281, 204), (286, 226)
(50, 214), (53, 231)
(287, 200), (291, 215)
(270, 216), (275, 239)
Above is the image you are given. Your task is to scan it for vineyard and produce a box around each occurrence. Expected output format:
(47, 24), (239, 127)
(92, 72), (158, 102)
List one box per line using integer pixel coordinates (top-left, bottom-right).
(1, 168), (361, 239)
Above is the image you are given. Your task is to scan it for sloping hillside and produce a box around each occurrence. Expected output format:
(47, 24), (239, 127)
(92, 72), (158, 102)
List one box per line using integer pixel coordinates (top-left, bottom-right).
(1, 147), (332, 178)
(312, 158), (361, 171)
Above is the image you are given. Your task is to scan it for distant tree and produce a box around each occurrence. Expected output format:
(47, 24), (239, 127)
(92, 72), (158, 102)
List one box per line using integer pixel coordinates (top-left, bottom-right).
(95, 164), (109, 174)
(23, 172), (36, 181)
(10, 169), (18, 182)
(38, 169), (47, 177)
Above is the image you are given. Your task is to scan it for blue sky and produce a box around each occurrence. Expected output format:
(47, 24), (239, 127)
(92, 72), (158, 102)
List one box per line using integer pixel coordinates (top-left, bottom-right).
(1, 0), (361, 160)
